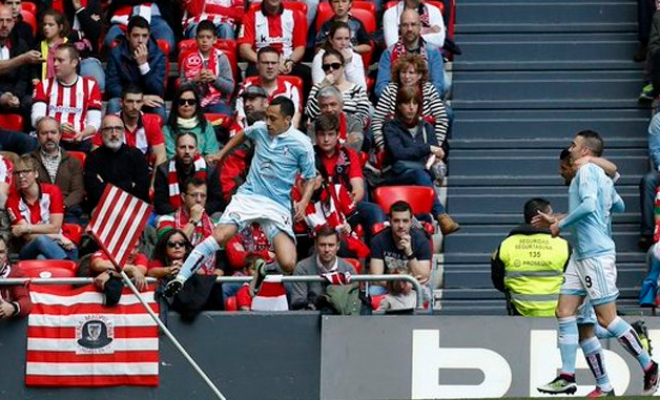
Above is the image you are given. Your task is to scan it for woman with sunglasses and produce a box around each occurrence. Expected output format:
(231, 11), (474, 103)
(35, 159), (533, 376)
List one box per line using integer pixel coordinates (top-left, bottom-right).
(371, 54), (449, 154)
(163, 84), (221, 161)
(306, 49), (370, 130)
(312, 21), (365, 89)
(7, 154), (78, 260)
(147, 229), (194, 281)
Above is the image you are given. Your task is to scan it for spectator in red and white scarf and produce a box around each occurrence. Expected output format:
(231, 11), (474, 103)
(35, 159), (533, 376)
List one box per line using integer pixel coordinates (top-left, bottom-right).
(153, 131), (224, 216)
(383, 0), (445, 49)
(179, 20), (235, 115)
(292, 158), (370, 260)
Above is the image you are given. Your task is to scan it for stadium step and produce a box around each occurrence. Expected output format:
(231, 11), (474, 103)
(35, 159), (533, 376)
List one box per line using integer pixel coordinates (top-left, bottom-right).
(444, 0), (647, 313)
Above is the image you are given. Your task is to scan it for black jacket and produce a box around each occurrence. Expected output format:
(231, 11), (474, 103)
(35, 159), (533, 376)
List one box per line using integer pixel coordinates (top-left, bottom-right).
(0, 31), (31, 101)
(153, 159), (225, 216)
(84, 144), (150, 209)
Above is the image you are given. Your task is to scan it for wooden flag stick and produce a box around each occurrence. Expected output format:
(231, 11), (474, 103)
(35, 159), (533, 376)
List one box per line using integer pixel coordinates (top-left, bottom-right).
(90, 232), (227, 400)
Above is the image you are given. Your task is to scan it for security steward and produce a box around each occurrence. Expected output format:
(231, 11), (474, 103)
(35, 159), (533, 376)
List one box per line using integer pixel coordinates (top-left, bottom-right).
(491, 198), (570, 317)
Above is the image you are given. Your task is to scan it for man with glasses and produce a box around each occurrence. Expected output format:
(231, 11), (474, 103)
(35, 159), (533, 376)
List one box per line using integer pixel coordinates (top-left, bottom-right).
(153, 131), (224, 216)
(235, 46), (302, 128)
(84, 115), (149, 210)
(8, 154), (77, 260)
(157, 177), (221, 275)
(31, 117), (84, 224)
(375, 9), (445, 98)
(31, 43), (103, 153)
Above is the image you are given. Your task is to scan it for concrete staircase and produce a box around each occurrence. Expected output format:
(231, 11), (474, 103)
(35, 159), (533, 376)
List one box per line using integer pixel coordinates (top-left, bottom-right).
(440, 0), (652, 314)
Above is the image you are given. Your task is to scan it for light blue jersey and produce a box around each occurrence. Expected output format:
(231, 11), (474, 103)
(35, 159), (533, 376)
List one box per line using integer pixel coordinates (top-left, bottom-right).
(558, 163), (625, 260)
(238, 121), (316, 209)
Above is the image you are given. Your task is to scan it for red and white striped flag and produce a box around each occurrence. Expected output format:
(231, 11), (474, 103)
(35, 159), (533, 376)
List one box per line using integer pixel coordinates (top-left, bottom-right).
(25, 284), (159, 387)
(88, 185), (153, 268)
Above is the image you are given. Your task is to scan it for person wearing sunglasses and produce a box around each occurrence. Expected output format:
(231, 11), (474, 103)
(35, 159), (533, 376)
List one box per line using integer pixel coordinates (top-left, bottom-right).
(163, 84), (221, 162)
(147, 229), (194, 281)
(156, 177), (222, 276)
(7, 154), (78, 260)
(306, 48), (370, 131)
(312, 21), (365, 89)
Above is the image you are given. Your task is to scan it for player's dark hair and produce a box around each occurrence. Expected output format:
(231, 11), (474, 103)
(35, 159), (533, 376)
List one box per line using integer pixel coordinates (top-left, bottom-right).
(196, 20), (217, 37)
(389, 201), (413, 217)
(559, 147), (571, 161)
(316, 226), (339, 241)
(314, 113), (340, 134)
(576, 130), (604, 157)
(122, 84), (143, 99)
(127, 16), (150, 34)
(270, 97), (295, 118)
(523, 198), (551, 224)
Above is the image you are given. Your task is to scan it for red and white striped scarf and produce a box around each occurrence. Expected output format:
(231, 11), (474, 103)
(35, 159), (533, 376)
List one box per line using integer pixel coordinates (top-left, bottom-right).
(167, 155), (207, 209)
(390, 38), (429, 69)
(252, 276), (288, 311)
(304, 183), (370, 258)
(181, 48), (223, 108)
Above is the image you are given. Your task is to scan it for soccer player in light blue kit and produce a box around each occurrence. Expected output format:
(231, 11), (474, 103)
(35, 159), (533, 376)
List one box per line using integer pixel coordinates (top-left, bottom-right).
(164, 98), (316, 297)
(535, 131), (658, 397)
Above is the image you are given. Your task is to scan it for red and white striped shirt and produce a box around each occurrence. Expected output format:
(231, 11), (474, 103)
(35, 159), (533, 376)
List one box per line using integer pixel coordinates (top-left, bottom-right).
(182, 0), (244, 29)
(7, 183), (64, 226)
(235, 76), (301, 119)
(110, 3), (155, 26)
(32, 76), (103, 141)
(239, 7), (306, 59)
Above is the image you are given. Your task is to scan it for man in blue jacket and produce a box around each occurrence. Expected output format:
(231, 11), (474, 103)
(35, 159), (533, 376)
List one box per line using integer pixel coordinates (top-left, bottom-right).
(106, 16), (166, 119)
(375, 9), (445, 98)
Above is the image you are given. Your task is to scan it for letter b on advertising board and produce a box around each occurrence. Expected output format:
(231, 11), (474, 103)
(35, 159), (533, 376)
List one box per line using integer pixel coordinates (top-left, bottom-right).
(411, 329), (512, 399)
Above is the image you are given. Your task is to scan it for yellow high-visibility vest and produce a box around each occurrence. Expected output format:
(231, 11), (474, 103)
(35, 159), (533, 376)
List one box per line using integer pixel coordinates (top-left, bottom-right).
(499, 233), (569, 317)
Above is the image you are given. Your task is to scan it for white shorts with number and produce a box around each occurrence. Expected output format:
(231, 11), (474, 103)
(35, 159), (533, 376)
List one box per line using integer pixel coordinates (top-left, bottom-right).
(560, 254), (619, 306)
(218, 193), (295, 242)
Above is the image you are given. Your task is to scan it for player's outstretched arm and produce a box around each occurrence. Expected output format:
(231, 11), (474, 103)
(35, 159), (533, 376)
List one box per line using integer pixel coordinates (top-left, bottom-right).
(215, 130), (247, 163)
(575, 156), (618, 180)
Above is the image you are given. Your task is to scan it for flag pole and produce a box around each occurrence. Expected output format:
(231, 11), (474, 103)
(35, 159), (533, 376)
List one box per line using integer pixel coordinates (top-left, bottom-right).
(90, 232), (227, 400)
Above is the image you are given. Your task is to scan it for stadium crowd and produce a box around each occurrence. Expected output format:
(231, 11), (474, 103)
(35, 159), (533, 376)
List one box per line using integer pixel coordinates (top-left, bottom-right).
(0, 0), (458, 316)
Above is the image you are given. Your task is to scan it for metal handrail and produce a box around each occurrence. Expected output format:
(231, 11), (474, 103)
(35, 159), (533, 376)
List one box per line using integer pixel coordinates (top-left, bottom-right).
(0, 274), (425, 308)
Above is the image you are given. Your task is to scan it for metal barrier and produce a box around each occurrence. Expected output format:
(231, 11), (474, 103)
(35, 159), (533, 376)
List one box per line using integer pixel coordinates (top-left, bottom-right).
(0, 274), (425, 308)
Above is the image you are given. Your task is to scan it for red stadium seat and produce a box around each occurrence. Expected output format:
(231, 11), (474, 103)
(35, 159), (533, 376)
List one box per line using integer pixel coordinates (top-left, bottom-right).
(344, 258), (362, 274)
(0, 114), (23, 132)
(19, 264), (76, 289)
(374, 186), (435, 215)
(62, 223), (83, 246)
(19, 10), (37, 37)
(177, 39), (239, 82)
(51, 0), (64, 13)
(18, 260), (78, 273)
(225, 295), (238, 311)
(21, 2), (37, 15)
(67, 151), (86, 168)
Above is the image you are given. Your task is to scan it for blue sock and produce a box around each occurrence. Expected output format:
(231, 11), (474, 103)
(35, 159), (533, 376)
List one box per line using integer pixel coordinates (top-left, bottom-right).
(177, 236), (221, 281)
(558, 316), (579, 375)
(580, 336), (612, 392)
(595, 324), (613, 339)
(607, 316), (653, 370)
